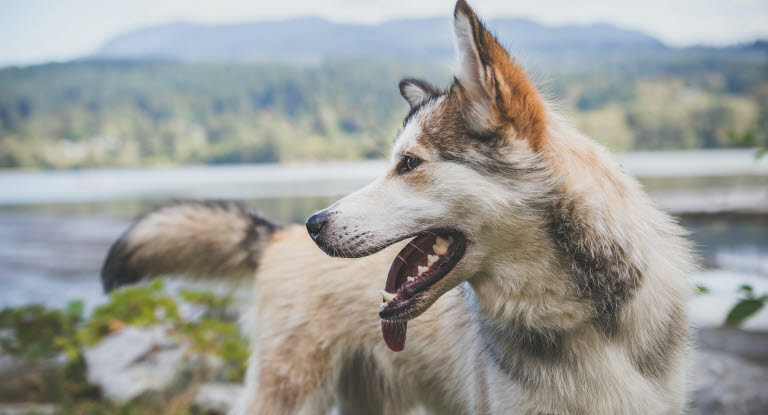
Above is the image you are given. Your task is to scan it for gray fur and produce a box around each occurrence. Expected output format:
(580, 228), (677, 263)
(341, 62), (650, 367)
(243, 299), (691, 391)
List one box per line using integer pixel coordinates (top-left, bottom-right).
(546, 196), (646, 336)
(477, 317), (565, 389)
(630, 302), (689, 379)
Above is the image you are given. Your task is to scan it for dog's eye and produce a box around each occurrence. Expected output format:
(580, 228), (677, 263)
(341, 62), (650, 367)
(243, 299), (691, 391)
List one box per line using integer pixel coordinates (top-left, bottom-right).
(398, 154), (422, 174)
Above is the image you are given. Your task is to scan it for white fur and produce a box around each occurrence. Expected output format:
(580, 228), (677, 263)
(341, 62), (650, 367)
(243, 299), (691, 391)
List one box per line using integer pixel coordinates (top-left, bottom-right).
(392, 97), (444, 158)
(401, 82), (434, 108)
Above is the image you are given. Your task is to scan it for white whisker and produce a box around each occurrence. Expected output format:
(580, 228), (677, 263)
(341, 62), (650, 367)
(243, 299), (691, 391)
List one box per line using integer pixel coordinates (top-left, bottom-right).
(407, 241), (426, 254)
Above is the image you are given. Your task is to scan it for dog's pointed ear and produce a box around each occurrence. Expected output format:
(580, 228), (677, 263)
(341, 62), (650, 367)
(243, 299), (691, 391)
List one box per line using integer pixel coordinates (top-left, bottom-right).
(399, 78), (440, 109)
(453, 0), (546, 149)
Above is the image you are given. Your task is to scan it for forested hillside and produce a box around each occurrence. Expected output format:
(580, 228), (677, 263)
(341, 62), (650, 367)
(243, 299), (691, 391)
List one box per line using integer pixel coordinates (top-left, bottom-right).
(0, 48), (766, 169)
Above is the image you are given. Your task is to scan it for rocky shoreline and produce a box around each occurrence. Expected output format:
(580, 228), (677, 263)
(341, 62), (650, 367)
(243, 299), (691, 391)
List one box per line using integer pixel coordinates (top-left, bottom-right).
(2, 323), (767, 415)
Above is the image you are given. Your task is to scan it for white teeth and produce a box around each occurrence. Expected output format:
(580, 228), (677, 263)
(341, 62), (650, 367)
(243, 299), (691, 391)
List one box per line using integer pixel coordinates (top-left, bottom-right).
(381, 290), (396, 303)
(433, 243), (448, 255)
(407, 277), (416, 282)
(434, 236), (451, 255)
(427, 255), (439, 266)
(417, 266), (428, 276)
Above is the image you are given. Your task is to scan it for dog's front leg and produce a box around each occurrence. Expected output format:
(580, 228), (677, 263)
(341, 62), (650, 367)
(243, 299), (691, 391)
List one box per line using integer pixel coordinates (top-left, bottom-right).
(229, 338), (336, 415)
(230, 369), (334, 415)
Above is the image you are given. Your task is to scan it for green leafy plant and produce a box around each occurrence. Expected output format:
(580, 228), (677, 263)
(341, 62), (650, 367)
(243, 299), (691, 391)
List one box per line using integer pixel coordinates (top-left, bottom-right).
(725, 284), (768, 327)
(178, 288), (248, 381)
(695, 284), (710, 294)
(179, 317), (249, 382)
(179, 288), (233, 319)
(0, 301), (81, 360)
(78, 279), (180, 346)
(0, 300), (96, 402)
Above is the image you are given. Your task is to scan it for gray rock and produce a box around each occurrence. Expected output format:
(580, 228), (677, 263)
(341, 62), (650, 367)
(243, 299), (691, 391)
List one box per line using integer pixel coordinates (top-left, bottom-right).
(194, 382), (244, 414)
(691, 350), (768, 415)
(697, 327), (768, 365)
(83, 325), (187, 402)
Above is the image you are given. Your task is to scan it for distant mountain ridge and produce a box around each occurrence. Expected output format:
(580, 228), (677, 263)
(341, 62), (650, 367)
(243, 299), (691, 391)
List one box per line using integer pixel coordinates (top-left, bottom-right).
(92, 17), (666, 62)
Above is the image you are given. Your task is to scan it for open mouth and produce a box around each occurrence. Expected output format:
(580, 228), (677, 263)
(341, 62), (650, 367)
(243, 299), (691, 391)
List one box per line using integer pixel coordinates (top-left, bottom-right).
(379, 230), (466, 351)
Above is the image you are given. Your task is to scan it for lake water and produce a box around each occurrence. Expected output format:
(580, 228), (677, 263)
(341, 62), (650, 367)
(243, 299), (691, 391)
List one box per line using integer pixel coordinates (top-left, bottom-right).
(1, 150), (767, 328)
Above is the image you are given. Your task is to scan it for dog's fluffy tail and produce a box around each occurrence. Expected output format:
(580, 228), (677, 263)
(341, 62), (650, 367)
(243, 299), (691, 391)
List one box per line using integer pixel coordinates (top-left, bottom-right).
(101, 201), (279, 292)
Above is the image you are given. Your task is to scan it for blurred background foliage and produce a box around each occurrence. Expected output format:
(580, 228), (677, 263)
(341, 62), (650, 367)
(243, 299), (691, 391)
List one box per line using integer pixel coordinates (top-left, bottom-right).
(0, 48), (766, 169)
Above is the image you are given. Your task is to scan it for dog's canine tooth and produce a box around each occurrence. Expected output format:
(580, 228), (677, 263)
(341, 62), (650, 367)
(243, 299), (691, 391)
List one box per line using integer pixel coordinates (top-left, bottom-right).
(427, 254), (439, 266)
(407, 276), (416, 282)
(417, 266), (428, 276)
(447, 235), (454, 245)
(433, 243), (448, 255)
(381, 290), (396, 303)
(436, 236), (449, 247)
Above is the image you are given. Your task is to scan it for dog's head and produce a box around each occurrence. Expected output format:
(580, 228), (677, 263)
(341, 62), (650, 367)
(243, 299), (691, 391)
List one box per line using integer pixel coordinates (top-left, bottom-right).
(307, 0), (553, 341)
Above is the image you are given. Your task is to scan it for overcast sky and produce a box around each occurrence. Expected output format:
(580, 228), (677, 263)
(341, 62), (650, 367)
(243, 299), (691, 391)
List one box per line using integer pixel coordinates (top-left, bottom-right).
(1, 0), (767, 66)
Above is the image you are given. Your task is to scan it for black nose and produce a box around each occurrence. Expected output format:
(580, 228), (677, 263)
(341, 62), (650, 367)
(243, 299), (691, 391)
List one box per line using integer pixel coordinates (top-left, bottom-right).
(306, 212), (328, 240)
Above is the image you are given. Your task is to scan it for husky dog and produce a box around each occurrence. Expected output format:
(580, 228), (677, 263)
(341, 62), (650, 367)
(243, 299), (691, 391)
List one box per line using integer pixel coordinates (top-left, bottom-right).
(102, 1), (693, 414)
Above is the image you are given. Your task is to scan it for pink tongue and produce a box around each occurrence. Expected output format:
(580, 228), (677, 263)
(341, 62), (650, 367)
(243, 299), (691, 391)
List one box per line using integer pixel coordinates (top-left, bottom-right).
(382, 237), (424, 352)
(381, 320), (407, 351)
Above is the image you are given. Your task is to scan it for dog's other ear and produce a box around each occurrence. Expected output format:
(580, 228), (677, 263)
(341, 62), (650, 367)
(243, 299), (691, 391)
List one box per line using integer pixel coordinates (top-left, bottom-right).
(399, 78), (440, 109)
(453, 0), (546, 149)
